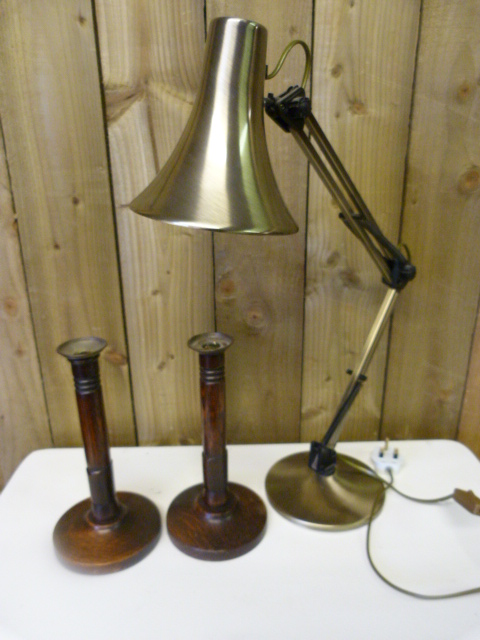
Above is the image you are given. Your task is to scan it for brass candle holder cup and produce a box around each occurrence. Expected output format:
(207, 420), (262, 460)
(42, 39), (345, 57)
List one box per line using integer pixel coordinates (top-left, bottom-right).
(167, 332), (267, 561)
(53, 337), (161, 574)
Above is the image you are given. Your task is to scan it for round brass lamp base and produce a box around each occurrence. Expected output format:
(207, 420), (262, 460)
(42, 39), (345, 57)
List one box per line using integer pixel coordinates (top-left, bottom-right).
(265, 452), (385, 530)
(53, 492), (161, 574)
(167, 482), (267, 561)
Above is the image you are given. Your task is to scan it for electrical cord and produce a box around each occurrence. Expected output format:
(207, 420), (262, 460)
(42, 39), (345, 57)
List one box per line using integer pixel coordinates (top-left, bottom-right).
(343, 456), (480, 599)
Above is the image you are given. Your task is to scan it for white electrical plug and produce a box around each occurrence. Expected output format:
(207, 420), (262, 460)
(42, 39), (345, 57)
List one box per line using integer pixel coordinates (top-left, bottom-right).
(371, 439), (403, 473)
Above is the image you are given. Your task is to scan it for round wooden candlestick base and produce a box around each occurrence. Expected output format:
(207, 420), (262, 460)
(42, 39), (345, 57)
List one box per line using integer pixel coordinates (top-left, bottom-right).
(53, 491), (161, 574)
(167, 482), (267, 561)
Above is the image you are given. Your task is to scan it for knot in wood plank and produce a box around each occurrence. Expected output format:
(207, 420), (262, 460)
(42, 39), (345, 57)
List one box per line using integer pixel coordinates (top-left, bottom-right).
(457, 81), (473, 102)
(350, 101), (367, 116)
(331, 64), (343, 78)
(104, 349), (128, 366)
(3, 296), (18, 317)
(458, 167), (480, 194)
(244, 302), (270, 333)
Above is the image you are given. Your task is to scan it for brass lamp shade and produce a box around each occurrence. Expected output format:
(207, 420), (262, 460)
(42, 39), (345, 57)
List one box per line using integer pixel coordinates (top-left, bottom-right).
(130, 17), (298, 235)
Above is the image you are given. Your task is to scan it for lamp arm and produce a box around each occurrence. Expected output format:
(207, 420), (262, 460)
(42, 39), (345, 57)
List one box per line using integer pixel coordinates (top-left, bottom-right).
(264, 86), (416, 290)
(264, 86), (416, 475)
(319, 287), (398, 448)
(307, 286), (398, 475)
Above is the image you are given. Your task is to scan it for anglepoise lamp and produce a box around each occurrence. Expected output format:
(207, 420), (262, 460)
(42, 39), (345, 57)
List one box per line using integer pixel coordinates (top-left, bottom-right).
(130, 17), (415, 533)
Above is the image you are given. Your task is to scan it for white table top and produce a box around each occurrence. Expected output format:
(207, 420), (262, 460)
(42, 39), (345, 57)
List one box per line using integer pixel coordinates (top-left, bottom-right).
(0, 440), (479, 640)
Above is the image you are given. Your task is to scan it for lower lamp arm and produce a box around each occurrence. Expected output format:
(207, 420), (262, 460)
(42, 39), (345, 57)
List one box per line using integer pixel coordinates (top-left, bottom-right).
(309, 287), (399, 475)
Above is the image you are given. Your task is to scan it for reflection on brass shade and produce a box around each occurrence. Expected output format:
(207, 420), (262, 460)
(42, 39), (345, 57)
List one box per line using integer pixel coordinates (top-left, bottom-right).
(130, 17), (298, 235)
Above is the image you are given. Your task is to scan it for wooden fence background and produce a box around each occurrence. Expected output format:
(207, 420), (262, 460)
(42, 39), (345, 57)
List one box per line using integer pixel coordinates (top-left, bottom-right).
(1, 0), (479, 488)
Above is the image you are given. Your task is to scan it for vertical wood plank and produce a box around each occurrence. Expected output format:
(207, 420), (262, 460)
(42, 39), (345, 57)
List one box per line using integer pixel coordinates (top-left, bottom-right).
(458, 306), (480, 457)
(302, 1), (421, 442)
(0, 123), (52, 488)
(96, 0), (214, 445)
(206, 1), (311, 443)
(0, 1), (135, 447)
(383, 0), (480, 441)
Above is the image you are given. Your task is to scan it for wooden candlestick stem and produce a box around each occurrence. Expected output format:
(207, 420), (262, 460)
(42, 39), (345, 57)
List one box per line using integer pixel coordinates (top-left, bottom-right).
(53, 337), (161, 574)
(167, 332), (267, 560)
(198, 345), (230, 511)
(64, 340), (121, 524)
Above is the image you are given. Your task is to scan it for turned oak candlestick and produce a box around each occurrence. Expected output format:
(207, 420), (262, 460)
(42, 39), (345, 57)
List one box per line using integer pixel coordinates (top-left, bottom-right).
(53, 337), (161, 573)
(167, 332), (267, 560)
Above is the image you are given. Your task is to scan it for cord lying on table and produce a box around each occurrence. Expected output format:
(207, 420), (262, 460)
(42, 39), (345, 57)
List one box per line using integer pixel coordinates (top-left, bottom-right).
(343, 457), (480, 600)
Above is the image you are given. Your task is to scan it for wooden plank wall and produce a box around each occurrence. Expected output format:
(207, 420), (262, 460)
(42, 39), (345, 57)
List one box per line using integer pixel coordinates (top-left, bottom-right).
(0, 0), (136, 486)
(96, 1), (214, 446)
(0, 0), (479, 488)
(0, 121), (52, 485)
(302, 0), (421, 442)
(383, 0), (480, 441)
(207, 0), (311, 444)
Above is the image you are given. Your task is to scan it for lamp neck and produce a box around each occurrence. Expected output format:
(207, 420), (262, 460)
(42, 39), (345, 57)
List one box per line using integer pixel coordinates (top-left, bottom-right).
(265, 85), (416, 290)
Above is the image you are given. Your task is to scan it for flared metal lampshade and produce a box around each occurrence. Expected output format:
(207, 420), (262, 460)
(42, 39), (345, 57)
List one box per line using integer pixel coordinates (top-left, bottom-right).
(130, 17), (298, 235)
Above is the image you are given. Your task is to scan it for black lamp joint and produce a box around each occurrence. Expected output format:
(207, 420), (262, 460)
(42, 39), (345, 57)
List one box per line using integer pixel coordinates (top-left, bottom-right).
(264, 85), (311, 133)
(308, 441), (337, 476)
